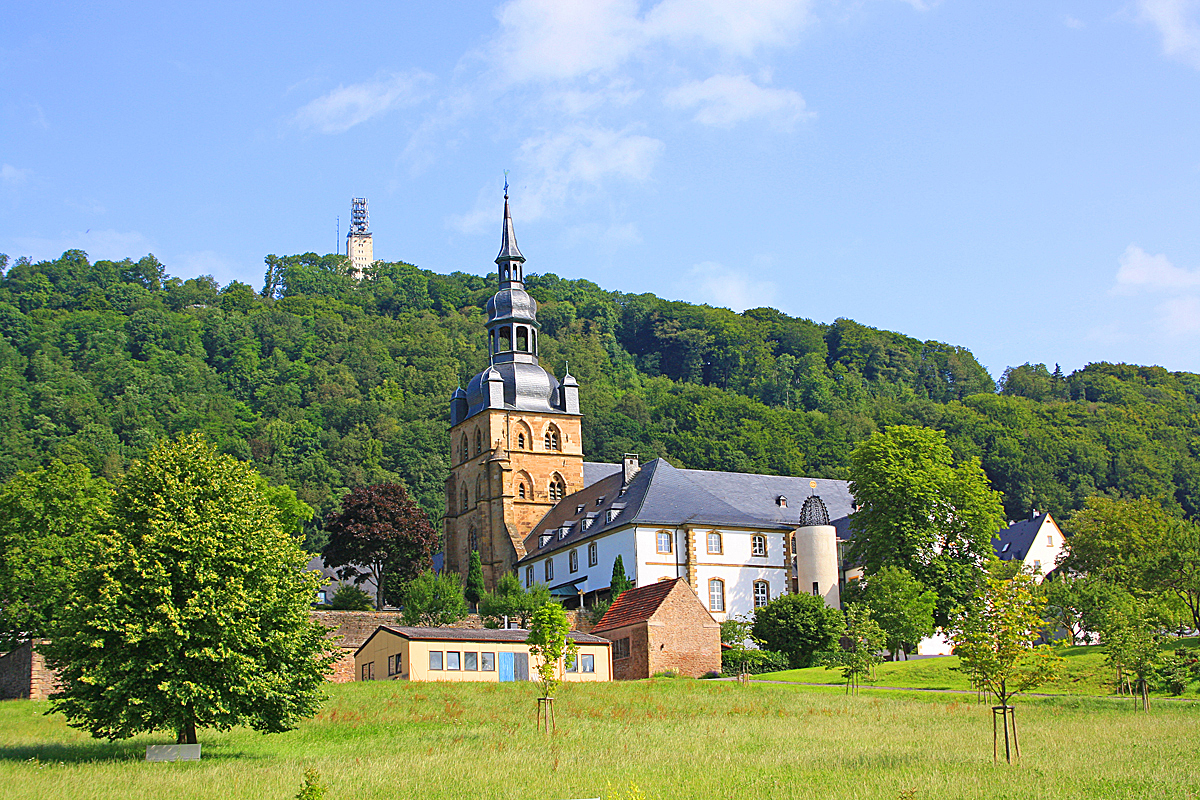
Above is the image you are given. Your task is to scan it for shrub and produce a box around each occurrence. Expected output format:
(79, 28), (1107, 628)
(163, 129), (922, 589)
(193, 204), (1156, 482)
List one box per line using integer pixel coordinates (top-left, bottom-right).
(752, 593), (846, 668)
(328, 585), (373, 611)
(721, 647), (790, 676)
(296, 768), (327, 800)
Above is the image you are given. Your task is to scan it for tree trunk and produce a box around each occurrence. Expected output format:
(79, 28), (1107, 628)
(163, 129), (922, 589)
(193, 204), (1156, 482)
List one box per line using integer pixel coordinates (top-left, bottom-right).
(177, 705), (198, 744)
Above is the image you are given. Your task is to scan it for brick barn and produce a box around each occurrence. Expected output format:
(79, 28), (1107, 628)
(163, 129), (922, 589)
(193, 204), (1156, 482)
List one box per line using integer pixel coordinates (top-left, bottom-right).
(590, 578), (721, 680)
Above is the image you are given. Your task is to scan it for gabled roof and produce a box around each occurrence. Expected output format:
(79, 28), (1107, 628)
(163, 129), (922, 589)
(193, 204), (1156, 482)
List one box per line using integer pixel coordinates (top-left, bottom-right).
(519, 458), (856, 561)
(584, 461), (621, 487)
(354, 625), (611, 656)
(591, 578), (683, 633)
(993, 512), (1057, 562)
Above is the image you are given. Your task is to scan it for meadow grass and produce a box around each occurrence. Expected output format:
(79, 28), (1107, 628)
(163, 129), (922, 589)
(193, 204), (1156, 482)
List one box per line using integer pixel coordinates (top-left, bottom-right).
(759, 639), (1200, 698)
(1, 678), (1198, 800)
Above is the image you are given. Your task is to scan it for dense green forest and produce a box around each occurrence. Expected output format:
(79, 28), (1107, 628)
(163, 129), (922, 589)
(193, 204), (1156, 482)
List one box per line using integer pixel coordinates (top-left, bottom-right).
(1, 249), (1197, 550)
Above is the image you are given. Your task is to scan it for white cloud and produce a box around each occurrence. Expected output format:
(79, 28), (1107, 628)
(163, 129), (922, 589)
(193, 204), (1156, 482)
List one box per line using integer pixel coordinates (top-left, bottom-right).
(646, 0), (814, 57)
(1138, 0), (1200, 68)
(1114, 243), (1200, 291)
(1, 164), (33, 185)
(665, 74), (808, 127)
(489, 0), (815, 84)
(683, 261), (778, 311)
(293, 71), (433, 134)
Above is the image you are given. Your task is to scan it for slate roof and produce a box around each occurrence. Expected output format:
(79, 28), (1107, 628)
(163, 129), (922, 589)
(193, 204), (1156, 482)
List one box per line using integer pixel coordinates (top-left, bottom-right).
(354, 625), (610, 655)
(590, 578), (682, 633)
(519, 458), (856, 562)
(584, 461), (621, 487)
(993, 512), (1050, 562)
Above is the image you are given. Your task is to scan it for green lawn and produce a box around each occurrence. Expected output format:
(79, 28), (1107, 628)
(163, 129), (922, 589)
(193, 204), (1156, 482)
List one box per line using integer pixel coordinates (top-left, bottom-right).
(757, 639), (1200, 698)
(1, 678), (1198, 800)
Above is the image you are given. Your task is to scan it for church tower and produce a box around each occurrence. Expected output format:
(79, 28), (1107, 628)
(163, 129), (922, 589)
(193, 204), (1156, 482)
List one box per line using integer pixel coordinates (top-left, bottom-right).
(443, 191), (584, 590)
(346, 197), (373, 279)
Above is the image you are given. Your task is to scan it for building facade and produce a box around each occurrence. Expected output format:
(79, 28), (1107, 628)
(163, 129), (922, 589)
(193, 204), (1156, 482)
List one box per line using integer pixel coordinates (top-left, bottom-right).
(346, 197), (373, 279)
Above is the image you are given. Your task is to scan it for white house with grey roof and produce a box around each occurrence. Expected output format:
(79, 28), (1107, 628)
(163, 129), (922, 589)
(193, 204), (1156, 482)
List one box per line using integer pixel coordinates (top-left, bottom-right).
(517, 456), (855, 621)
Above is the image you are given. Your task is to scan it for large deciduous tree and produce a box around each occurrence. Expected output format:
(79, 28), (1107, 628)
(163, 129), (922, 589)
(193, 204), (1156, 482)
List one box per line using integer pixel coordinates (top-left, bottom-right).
(43, 434), (333, 744)
(322, 483), (438, 610)
(845, 566), (937, 661)
(0, 461), (112, 649)
(398, 570), (468, 626)
(848, 425), (1005, 626)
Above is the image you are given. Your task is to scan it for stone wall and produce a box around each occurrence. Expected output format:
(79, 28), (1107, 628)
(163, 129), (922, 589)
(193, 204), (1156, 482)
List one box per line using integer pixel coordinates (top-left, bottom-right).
(600, 622), (649, 681)
(0, 641), (60, 701)
(645, 586), (721, 678)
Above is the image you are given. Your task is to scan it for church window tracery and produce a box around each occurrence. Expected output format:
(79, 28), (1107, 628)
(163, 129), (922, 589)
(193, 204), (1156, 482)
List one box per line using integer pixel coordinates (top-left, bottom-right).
(549, 474), (565, 502)
(468, 526), (478, 553)
(544, 425), (561, 451)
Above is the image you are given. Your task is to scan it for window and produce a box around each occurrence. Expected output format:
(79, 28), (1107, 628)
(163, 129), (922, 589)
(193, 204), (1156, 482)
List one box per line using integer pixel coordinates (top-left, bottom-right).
(361, 662), (374, 681)
(393, 653), (402, 675)
(606, 509), (618, 523)
(707, 532), (723, 555)
(475, 429), (482, 455)
(583, 517), (594, 530)
(588, 542), (598, 567)
(545, 559), (553, 581)
(657, 531), (672, 554)
(596, 497), (605, 506)
(316, 590), (327, 604)
(569, 549), (579, 573)
(812, 581), (820, 597)
(461, 487), (469, 513)
(481, 652), (495, 671)
(1047, 535), (1053, 547)
(753, 580), (769, 608)
(565, 653), (578, 672)
(613, 637), (631, 659)
(526, 566), (534, 587)
(516, 327), (528, 351)
(1033, 560), (1042, 572)
(446, 651), (461, 671)
(518, 483), (527, 499)
(752, 535), (766, 557)
(576, 505), (586, 514)
(708, 578), (725, 612)
(460, 435), (468, 462)
(468, 527), (478, 553)
(549, 476), (565, 501)
(517, 432), (526, 449)
(429, 651), (443, 670)
(388, 655), (395, 675)
(581, 654), (595, 673)
(1001, 542), (1011, 553)
(777, 495), (787, 508)
(545, 428), (561, 451)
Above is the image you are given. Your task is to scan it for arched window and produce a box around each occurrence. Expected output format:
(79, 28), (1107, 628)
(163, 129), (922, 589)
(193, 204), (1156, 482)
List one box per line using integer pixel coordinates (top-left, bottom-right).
(544, 558), (554, 581)
(752, 535), (767, 557)
(468, 526), (478, 553)
(569, 549), (579, 573)
(475, 476), (484, 506)
(516, 326), (528, 352)
(588, 542), (598, 567)
(517, 432), (525, 449)
(656, 531), (672, 554)
(474, 429), (482, 456)
(708, 578), (725, 613)
(461, 487), (469, 513)
(460, 435), (468, 462)
(498, 327), (511, 351)
(518, 483), (527, 499)
(526, 566), (534, 587)
(753, 580), (769, 608)
(707, 531), (723, 555)
(544, 425), (561, 451)
(548, 475), (566, 502)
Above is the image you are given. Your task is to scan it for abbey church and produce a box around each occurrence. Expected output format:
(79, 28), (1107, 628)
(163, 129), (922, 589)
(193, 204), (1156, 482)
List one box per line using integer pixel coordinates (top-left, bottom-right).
(443, 196), (1059, 623)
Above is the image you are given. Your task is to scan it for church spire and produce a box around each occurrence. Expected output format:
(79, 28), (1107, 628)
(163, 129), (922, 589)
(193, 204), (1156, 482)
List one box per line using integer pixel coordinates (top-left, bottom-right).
(496, 182), (525, 287)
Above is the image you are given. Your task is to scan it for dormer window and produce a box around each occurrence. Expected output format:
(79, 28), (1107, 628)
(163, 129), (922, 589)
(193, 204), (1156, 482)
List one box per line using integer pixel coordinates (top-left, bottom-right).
(596, 497), (605, 506)
(539, 534), (553, 548)
(777, 496), (787, 508)
(583, 517), (594, 530)
(576, 505), (586, 515)
(558, 527), (570, 540)
(606, 509), (618, 523)
(1001, 542), (1011, 553)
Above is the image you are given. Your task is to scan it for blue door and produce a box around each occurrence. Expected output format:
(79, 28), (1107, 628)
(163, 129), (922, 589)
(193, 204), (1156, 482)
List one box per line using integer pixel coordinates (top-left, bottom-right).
(498, 651), (514, 682)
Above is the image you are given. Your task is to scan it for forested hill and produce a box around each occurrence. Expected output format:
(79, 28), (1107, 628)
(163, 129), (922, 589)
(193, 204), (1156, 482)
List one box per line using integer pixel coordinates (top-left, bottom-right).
(1, 249), (1198, 548)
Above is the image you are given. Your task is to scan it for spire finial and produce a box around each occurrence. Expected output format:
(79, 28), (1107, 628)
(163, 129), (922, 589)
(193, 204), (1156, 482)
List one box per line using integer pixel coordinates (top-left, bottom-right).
(504, 170), (509, 200)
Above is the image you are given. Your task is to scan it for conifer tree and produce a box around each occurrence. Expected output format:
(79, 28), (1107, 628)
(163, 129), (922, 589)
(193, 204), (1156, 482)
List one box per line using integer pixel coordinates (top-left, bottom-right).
(465, 550), (485, 610)
(610, 555), (633, 599)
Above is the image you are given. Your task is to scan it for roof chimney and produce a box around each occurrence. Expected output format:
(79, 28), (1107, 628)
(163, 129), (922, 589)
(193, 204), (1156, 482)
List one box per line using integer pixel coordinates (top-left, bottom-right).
(622, 453), (640, 486)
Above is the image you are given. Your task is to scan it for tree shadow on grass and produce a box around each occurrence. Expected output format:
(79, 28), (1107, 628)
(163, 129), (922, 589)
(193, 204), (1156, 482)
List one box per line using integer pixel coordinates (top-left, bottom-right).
(0, 740), (261, 764)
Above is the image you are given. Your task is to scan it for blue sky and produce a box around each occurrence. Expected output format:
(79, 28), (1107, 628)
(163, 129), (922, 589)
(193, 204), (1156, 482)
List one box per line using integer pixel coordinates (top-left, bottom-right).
(3, 0), (1200, 377)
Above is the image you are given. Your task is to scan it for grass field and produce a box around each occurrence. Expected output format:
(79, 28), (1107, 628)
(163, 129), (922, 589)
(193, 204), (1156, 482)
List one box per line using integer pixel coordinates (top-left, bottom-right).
(757, 639), (1200, 698)
(2, 678), (1198, 800)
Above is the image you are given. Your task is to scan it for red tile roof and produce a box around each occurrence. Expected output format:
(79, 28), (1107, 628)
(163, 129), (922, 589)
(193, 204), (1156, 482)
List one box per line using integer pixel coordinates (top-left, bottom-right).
(591, 578), (683, 633)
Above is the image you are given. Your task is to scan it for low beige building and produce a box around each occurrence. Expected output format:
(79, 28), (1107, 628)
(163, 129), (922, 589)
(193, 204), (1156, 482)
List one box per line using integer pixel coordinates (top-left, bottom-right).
(354, 626), (612, 683)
